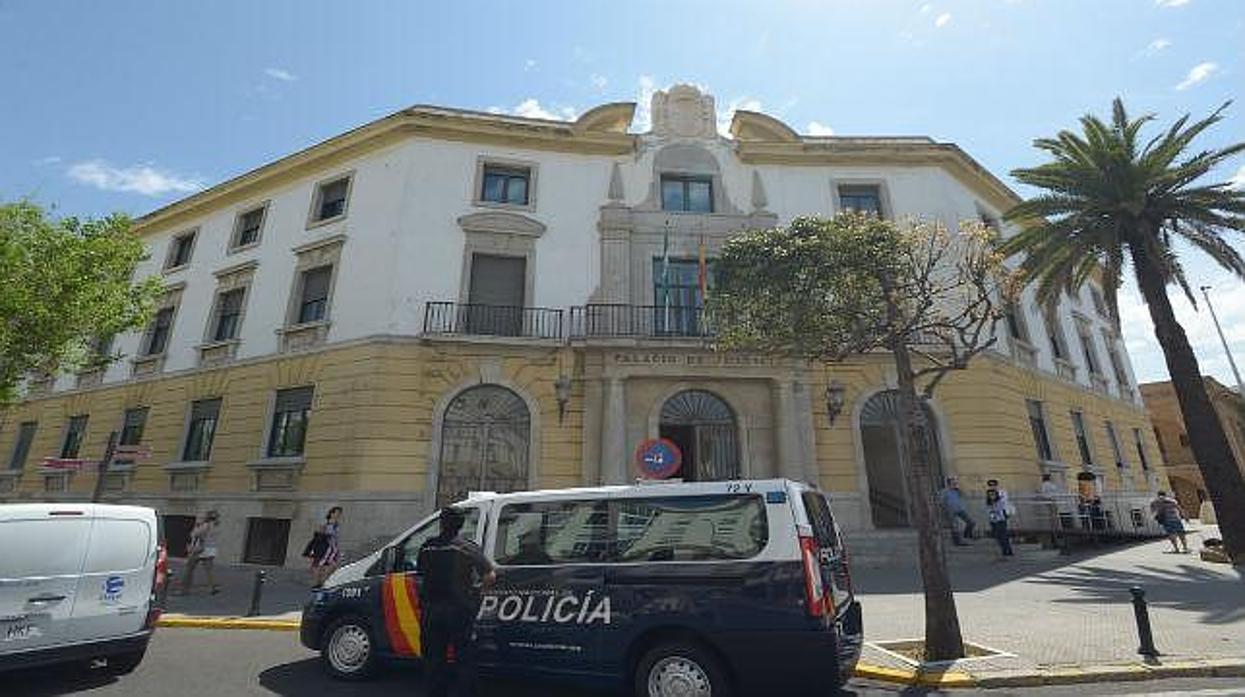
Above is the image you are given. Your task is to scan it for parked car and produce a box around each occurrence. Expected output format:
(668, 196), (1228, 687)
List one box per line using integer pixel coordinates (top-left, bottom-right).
(301, 478), (862, 696)
(0, 503), (167, 674)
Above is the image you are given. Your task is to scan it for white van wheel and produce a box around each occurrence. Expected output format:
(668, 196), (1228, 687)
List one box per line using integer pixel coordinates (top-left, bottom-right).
(322, 615), (377, 680)
(636, 642), (733, 697)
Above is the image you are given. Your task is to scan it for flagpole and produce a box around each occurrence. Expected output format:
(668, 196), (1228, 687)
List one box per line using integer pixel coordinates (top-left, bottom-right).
(662, 217), (672, 332)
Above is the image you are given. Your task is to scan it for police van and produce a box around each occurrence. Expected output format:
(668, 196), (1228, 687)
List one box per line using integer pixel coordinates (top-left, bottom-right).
(301, 479), (862, 696)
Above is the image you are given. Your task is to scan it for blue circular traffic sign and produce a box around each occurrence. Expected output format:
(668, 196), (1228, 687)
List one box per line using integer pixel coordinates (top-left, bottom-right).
(635, 438), (682, 479)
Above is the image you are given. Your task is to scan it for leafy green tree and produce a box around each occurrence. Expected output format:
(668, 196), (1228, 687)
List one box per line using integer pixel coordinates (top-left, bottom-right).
(712, 212), (1014, 660)
(1001, 99), (1245, 562)
(0, 201), (160, 404)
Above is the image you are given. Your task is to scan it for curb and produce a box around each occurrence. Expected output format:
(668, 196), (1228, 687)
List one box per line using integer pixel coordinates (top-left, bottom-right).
(157, 614), (301, 631)
(855, 658), (1245, 688)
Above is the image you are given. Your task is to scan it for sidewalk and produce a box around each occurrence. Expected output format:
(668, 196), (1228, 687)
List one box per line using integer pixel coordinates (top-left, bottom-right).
(852, 526), (1245, 685)
(163, 558), (311, 621)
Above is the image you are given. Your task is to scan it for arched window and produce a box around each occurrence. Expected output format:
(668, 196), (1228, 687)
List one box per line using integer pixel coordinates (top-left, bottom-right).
(658, 389), (740, 481)
(437, 385), (530, 506)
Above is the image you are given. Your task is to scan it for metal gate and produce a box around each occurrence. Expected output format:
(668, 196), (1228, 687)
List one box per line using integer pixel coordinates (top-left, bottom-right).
(659, 389), (740, 481)
(437, 385), (531, 507)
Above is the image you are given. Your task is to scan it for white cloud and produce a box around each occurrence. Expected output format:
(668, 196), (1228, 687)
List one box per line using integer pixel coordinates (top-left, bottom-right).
(590, 74), (608, 91)
(263, 67), (297, 82)
(935, 12), (952, 27)
(919, 3), (933, 13)
(633, 75), (658, 132)
(1155, 0), (1190, 7)
(806, 121), (835, 136)
(1146, 38), (1172, 54)
(1118, 279), (1245, 386)
(1176, 61), (1218, 90)
(524, 58), (537, 72)
(66, 160), (204, 196)
(1230, 165), (1245, 190)
(492, 98), (576, 121)
(33, 155), (62, 166)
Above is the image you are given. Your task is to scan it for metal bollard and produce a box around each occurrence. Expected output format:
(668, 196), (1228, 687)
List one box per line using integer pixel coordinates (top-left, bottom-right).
(1130, 586), (1160, 657)
(247, 570), (267, 617)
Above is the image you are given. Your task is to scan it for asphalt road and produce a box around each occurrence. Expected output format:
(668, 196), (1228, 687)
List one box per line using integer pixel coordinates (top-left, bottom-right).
(5, 629), (1244, 697)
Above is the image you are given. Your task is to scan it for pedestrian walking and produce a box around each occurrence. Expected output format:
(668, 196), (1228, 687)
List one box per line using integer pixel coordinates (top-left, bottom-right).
(985, 488), (1014, 558)
(939, 477), (976, 545)
(179, 510), (221, 595)
(1150, 491), (1189, 554)
(417, 506), (497, 697)
(304, 506), (343, 588)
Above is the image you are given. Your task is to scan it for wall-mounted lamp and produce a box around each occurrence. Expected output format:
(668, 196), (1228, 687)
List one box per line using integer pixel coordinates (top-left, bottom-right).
(554, 374), (572, 424)
(825, 379), (846, 426)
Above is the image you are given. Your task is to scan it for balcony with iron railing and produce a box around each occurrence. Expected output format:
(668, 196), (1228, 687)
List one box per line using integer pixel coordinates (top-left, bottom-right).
(422, 302), (564, 340)
(570, 304), (713, 339)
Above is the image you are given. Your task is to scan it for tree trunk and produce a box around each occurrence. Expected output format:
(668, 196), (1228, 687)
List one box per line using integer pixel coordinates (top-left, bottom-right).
(1131, 244), (1245, 562)
(891, 329), (965, 660)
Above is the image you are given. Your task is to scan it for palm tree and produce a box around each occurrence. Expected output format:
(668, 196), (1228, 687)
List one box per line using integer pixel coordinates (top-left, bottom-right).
(1001, 98), (1245, 562)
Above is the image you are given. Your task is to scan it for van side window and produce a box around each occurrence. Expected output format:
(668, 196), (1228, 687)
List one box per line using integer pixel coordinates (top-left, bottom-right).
(494, 500), (609, 566)
(393, 508), (480, 573)
(0, 519), (91, 578)
(612, 495), (768, 563)
(801, 491), (840, 551)
(83, 519), (152, 573)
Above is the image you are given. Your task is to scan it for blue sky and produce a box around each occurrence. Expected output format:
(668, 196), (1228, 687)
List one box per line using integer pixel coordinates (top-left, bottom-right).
(2, 0), (1243, 385)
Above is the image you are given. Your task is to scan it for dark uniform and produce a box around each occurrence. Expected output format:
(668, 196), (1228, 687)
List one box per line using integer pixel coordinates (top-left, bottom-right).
(416, 521), (495, 697)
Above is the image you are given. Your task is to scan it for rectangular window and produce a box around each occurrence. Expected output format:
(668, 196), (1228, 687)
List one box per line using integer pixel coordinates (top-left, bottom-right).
(61, 415), (89, 458)
(8, 421), (37, 470)
(492, 500), (609, 565)
(1105, 340), (1130, 389)
(233, 206), (266, 249)
(297, 266), (332, 324)
(312, 176), (350, 222)
(1026, 400), (1054, 461)
(1105, 421), (1126, 468)
(1134, 428), (1151, 471)
(465, 254), (526, 336)
(1078, 326), (1101, 374)
(480, 165), (531, 206)
(166, 230), (196, 269)
(119, 407), (148, 446)
(1044, 312), (1067, 360)
(1004, 303), (1028, 342)
(837, 184), (883, 216)
(92, 334), (114, 361)
(212, 288), (246, 342)
(144, 307), (175, 356)
(612, 495), (769, 562)
(1090, 287), (1108, 317)
(652, 258), (710, 335)
(182, 398), (221, 462)
(243, 517), (291, 565)
(268, 386), (313, 458)
(661, 175), (713, 213)
(1070, 410), (1093, 466)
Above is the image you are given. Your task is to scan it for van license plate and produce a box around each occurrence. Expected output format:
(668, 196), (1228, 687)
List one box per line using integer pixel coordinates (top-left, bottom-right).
(0, 615), (46, 643)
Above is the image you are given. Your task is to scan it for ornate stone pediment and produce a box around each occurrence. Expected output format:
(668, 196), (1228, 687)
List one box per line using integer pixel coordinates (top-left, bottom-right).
(457, 211), (546, 237)
(651, 84), (717, 138)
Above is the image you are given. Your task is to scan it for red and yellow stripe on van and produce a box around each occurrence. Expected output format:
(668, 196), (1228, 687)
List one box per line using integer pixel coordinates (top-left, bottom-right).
(381, 573), (423, 657)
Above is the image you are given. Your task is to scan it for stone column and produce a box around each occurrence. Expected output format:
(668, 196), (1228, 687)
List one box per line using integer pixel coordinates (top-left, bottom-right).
(793, 379), (819, 485)
(773, 378), (804, 481)
(602, 377), (628, 484)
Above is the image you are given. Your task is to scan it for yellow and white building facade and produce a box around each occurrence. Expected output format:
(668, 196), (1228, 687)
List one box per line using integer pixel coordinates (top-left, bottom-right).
(0, 85), (1165, 564)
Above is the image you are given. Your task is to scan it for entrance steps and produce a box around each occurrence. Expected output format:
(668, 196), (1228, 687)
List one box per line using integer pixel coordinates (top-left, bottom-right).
(842, 529), (1061, 568)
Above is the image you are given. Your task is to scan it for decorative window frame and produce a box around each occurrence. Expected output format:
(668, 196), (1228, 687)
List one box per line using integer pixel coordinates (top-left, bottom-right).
(163, 228), (199, 273)
(305, 171), (354, 230)
(199, 260), (257, 366)
(455, 211), (545, 309)
(472, 156), (539, 212)
(133, 282), (186, 377)
(279, 236), (345, 352)
(830, 178), (894, 219)
(248, 386), (315, 490)
(228, 201), (270, 254)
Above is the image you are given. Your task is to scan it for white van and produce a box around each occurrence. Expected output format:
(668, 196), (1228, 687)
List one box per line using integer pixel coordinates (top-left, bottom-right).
(303, 479), (862, 695)
(0, 504), (167, 674)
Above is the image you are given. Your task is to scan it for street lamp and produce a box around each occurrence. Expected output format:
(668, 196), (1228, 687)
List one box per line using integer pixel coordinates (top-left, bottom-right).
(825, 380), (847, 425)
(1200, 285), (1245, 396)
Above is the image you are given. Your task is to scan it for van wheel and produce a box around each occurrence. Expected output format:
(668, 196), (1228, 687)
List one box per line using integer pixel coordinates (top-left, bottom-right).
(635, 641), (733, 697)
(322, 615), (378, 680)
(104, 649), (146, 675)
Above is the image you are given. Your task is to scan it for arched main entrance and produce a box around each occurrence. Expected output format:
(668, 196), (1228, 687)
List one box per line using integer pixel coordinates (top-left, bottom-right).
(859, 390), (944, 528)
(658, 389), (741, 481)
(436, 385), (530, 506)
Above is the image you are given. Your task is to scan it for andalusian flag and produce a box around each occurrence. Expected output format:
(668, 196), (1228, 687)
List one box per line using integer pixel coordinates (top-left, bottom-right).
(697, 234), (708, 304)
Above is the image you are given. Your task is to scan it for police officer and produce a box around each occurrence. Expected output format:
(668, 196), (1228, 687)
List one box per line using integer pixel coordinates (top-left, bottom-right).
(416, 506), (496, 697)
